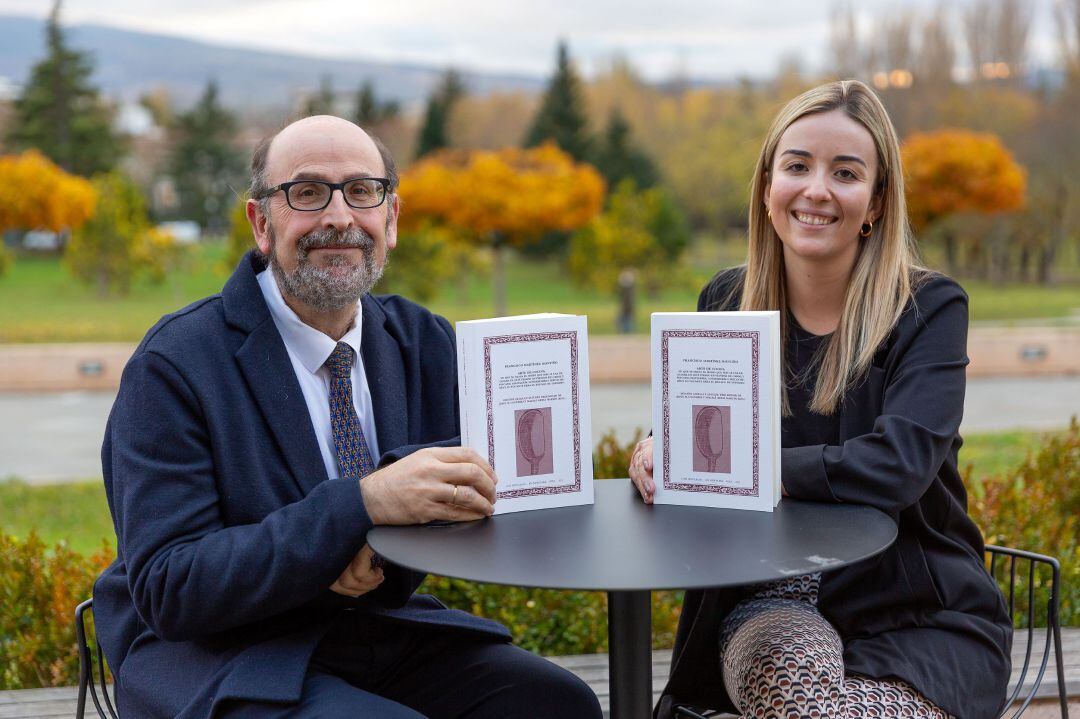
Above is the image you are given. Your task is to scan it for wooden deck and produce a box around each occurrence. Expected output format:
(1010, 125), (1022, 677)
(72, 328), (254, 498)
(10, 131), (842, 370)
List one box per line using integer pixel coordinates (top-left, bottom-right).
(2, 628), (1076, 718)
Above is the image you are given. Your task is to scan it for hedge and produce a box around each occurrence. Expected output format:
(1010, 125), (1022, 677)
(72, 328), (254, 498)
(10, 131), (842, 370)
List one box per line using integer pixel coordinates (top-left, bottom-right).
(1, 423), (1076, 689)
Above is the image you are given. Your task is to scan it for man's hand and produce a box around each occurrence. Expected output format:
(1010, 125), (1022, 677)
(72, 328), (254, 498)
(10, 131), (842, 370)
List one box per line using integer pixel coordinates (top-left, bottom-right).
(330, 544), (384, 597)
(360, 446), (498, 525)
(628, 436), (655, 504)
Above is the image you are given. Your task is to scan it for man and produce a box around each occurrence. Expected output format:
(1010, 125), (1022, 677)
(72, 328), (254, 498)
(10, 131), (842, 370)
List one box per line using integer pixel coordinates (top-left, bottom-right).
(95, 115), (603, 718)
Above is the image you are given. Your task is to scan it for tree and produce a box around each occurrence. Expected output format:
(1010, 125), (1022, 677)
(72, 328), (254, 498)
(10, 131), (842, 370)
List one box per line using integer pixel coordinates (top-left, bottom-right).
(828, 2), (863, 80)
(903, 129), (1026, 274)
(416, 69), (466, 159)
(399, 143), (605, 315)
(593, 108), (659, 190)
(0, 147), (96, 277)
(524, 42), (593, 162)
(567, 180), (689, 332)
(224, 195), (254, 273)
(353, 80), (400, 128)
(65, 171), (178, 296)
(0, 150), (96, 235)
(964, 0), (1032, 84)
(6, 0), (124, 176)
(304, 74), (336, 116)
(166, 81), (245, 232)
(374, 221), (481, 303)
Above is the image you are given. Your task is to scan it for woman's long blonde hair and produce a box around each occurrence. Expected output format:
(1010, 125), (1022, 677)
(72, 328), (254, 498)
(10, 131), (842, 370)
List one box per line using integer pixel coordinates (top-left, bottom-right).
(742, 79), (923, 415)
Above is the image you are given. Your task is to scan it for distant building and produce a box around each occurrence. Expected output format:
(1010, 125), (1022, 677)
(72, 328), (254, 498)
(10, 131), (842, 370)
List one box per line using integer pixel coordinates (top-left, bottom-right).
(115, 102), (161, 138)
(0, 76), (18, 102)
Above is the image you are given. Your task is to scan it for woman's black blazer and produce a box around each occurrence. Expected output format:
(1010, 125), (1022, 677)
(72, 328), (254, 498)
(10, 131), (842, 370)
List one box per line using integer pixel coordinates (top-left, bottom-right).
(656, 268), (1012, 719)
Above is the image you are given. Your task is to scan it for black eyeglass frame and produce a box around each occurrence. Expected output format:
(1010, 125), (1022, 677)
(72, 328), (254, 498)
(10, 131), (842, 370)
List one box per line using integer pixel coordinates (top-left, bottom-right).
(256, 177), (392, 212)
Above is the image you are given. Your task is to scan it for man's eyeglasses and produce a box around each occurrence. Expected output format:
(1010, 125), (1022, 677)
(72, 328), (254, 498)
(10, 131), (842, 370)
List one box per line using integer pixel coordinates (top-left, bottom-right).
(256, 177), (391, 212)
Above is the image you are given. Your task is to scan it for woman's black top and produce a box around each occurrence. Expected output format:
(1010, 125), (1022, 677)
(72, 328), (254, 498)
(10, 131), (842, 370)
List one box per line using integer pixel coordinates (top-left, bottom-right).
(655, 267), (1012, 719)
(783, 320), (841, 448)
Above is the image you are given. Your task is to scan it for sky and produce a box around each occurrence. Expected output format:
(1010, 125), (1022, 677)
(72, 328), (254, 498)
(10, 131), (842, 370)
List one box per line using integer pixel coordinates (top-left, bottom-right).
(0, 0), (1065, 81)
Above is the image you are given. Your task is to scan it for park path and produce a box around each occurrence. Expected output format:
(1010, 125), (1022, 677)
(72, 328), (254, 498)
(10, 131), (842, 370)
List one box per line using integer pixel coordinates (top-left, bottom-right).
(1, 376), (1078, 484)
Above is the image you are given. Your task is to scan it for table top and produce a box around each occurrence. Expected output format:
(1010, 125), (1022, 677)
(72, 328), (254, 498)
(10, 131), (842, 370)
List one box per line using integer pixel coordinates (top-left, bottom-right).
(368, 479), (897, 592)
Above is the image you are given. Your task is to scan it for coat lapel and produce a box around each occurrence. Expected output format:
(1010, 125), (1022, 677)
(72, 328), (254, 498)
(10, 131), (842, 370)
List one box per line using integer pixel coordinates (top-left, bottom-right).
(360, 296), (409, 459)
(225, 253), (328, 496)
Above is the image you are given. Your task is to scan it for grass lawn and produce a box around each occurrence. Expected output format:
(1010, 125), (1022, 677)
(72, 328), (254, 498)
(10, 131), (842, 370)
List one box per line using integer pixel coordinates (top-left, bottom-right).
(0, 478), (114, 557)
(1, 239), (1077, 342)
(0, 428), (1061, 558)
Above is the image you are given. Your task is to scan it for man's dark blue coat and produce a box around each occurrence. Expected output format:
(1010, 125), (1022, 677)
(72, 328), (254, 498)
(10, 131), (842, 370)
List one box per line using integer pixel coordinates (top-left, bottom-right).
(95, 252), (509, 718)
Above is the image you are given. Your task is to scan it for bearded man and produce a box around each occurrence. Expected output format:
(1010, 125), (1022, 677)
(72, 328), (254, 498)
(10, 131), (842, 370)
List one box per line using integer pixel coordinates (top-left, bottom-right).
(94, 115), (603, 719)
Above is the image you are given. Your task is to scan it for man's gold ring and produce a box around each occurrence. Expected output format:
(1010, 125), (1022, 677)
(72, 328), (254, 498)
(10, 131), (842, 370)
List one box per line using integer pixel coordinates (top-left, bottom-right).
(450, 485), (459, 505)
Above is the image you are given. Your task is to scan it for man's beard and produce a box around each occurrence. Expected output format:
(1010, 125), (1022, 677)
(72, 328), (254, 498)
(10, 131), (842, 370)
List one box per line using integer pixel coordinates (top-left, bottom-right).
(267, 225), (385, 312)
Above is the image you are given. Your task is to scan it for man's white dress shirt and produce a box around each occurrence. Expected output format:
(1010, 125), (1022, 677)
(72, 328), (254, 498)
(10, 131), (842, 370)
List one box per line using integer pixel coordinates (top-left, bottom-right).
(257, 269), (380, 480)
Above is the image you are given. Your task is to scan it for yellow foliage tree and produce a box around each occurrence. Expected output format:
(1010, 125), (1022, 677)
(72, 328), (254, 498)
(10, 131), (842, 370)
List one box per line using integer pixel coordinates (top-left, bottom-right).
(0, 150), (96, 277)
(399, 142), (605, 315)
(903, 129), (1026, 272)
(224, 195), (255, 274)
(568, 180), (689, 332)
(65, 171), (179, 297)
(0, 150), (96, 233)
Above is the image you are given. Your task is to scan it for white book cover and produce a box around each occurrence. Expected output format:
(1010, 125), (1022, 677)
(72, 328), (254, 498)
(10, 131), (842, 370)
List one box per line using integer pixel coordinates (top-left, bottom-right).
(456, 314), (593, 514)
(650, 311), (781, 511)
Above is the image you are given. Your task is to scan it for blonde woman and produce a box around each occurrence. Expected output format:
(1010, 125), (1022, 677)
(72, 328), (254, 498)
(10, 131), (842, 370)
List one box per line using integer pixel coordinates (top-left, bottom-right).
(630, 81), (1011, 719)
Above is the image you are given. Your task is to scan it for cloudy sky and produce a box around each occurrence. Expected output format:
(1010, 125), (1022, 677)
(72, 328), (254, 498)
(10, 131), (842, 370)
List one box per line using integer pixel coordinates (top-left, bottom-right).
(0, 0), (1065, 80)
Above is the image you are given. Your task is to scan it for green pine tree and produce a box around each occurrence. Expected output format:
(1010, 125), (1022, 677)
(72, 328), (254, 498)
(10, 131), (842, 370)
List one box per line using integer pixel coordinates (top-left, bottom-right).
(415, 69), (465, 159)
(594, 108), (659, 189)
(524, 41), (593, 162)
(166, 81), (245, 232)
(304, 74), (336, 116)
(353, 80), (399, 126)
(6, 0), (124, 176)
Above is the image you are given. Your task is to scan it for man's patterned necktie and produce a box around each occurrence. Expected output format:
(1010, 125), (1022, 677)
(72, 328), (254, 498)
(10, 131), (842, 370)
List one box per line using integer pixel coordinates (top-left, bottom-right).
(326, 342), (383, 570)
(325, 342), (376, 480)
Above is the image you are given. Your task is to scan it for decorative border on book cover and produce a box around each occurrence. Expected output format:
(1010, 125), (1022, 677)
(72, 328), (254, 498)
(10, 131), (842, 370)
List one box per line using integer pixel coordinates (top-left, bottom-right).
(484, 332), (582, 498)
(661, 330), (760, 495)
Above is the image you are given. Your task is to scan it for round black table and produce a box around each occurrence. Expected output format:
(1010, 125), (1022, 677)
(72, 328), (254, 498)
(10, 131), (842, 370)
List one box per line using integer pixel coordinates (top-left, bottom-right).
(368, 479), (897, 719)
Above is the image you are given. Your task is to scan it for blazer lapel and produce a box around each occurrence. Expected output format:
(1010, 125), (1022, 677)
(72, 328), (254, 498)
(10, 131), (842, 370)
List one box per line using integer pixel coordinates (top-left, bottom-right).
(236, 323), (329, 496)
(360, 296), (409, 459)
(225, 252), (328, 496)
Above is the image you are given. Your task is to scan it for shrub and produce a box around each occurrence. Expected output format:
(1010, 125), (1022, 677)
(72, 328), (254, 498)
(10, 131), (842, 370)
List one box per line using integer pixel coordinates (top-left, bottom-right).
(420, 428), (681, 658)
(0, 532), (112, 689)
(593, 427), (644, 480)
(969, 418), (1079, 625)
(418, 575), (683, 655)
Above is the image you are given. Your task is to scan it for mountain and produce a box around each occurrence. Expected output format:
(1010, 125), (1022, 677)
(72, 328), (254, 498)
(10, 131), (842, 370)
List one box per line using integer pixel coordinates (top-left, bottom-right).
(0, 14), (545, 111)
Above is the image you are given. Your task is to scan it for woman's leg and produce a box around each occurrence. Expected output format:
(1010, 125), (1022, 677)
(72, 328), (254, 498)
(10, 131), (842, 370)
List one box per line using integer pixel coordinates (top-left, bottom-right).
(720, 597), (845, 717)
(843, 675), (952, 718)
(719, 575), (951, 718)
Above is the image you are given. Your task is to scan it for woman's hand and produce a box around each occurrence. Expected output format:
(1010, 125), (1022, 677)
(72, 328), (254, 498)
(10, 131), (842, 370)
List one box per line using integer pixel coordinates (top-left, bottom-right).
(628, 436), (655, 504)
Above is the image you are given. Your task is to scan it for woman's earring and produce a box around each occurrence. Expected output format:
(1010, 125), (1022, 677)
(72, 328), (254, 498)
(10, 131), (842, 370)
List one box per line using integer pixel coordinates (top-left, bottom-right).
(860, 219), (873, 237)
(766, 206), (772, 220)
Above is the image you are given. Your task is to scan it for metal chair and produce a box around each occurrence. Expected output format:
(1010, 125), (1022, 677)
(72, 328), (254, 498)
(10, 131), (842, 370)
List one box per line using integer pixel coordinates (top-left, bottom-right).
(987, 545), (1069, 718)
(674, 545), (1069, 719)
(75, 598), (118, 719)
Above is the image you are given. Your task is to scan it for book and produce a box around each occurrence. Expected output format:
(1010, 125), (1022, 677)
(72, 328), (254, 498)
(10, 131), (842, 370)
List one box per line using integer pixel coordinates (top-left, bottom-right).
(456, 314), (594, 514)
(650, 311), (781, 511)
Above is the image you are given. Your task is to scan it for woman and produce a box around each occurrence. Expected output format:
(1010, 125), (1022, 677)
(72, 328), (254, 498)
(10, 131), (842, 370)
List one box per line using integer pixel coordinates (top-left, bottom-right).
(629, 80), (1012, 719)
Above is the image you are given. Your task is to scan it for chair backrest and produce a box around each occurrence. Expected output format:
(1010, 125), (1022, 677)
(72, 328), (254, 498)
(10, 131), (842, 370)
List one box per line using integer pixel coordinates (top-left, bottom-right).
(75, 598), (119, 719)
(985, 545), (1069, 719)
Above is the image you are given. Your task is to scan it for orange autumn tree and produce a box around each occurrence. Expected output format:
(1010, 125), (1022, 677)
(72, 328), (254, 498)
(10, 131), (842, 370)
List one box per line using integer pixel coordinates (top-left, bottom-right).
(902, 129), (1026, 273)
(399, 143), (605, 316)
(0, 150), (96, 276)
